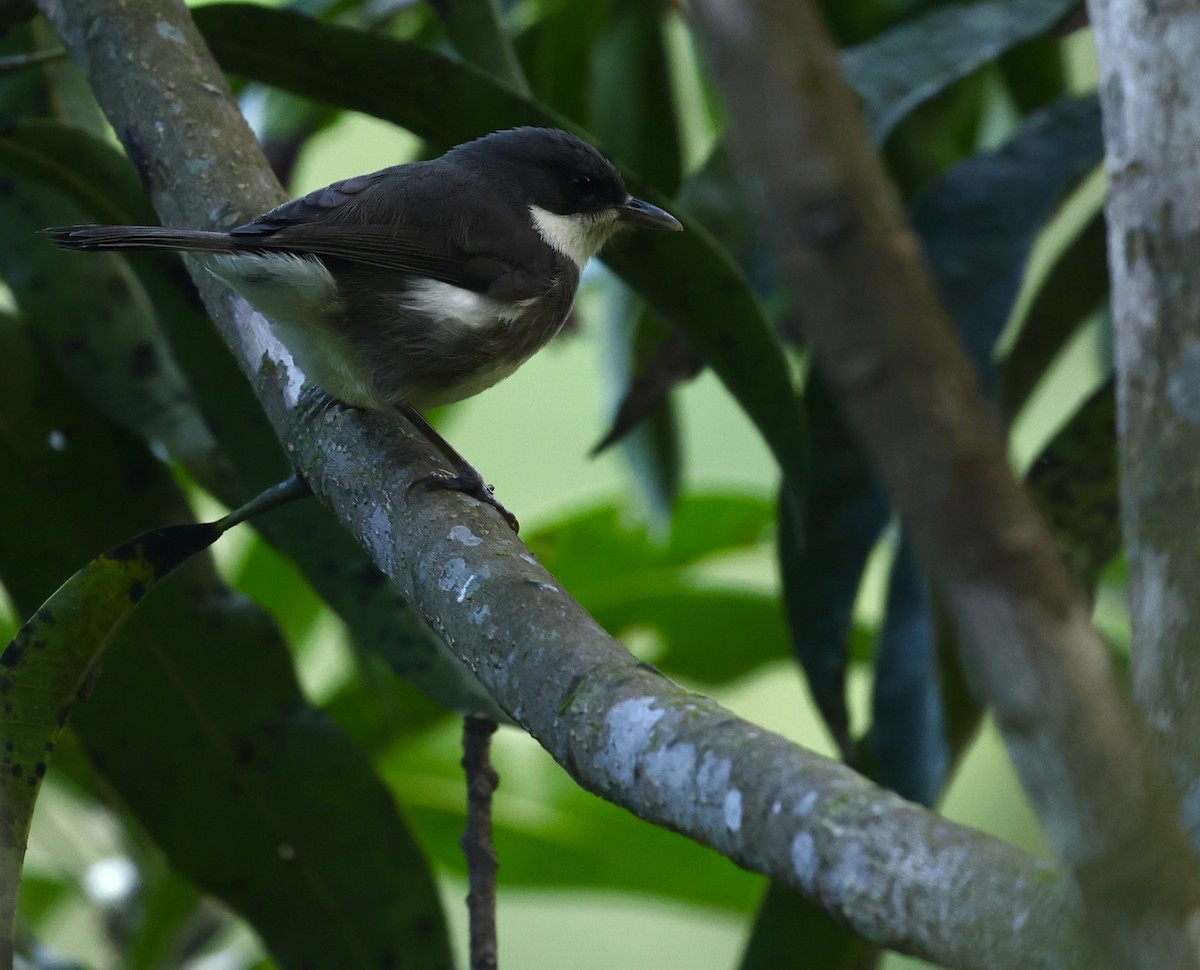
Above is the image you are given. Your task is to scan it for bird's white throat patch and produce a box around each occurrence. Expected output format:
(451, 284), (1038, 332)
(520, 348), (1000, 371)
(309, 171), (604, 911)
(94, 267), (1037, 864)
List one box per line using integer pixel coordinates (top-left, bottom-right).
(529, 205), (621, 268)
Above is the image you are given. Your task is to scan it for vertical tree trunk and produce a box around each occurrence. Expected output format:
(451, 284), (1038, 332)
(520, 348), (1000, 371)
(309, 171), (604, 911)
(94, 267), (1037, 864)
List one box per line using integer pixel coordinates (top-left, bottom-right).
(1090, 0), (1200, 822)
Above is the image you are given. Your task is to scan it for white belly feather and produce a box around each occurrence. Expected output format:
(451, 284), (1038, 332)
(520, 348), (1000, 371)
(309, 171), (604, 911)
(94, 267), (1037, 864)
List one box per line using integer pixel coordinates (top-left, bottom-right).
(201, 252), (534, 411)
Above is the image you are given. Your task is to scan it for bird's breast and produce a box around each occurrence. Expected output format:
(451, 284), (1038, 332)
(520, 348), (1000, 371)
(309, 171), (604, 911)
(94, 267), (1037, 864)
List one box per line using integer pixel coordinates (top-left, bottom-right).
(348, 274), (577, 410)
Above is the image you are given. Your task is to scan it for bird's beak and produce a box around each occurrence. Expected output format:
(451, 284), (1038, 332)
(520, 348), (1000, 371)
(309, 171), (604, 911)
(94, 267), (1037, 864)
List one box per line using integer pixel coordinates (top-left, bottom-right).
(618, 197), (683, 232)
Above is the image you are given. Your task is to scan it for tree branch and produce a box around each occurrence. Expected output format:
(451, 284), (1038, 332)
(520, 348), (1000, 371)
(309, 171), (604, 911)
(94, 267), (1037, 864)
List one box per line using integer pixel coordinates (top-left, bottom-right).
(38, 0), (1098, 965)
(690, 0), (1200, 962)
(1088, 0), (1200, 843)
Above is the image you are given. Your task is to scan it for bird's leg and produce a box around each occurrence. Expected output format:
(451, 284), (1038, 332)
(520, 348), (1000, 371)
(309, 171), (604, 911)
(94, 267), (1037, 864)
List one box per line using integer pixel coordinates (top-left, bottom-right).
(296, 384), (345, 420)
(397, 401), (520, 533)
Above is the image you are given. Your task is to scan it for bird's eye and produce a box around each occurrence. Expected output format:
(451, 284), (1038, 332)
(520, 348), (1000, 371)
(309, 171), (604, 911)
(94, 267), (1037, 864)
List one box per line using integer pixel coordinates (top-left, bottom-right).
(570, 173), (595, 194)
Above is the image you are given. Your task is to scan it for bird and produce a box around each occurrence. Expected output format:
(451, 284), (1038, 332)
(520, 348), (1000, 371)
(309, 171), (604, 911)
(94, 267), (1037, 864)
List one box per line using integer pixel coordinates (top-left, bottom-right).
(45, 127), (683, 530)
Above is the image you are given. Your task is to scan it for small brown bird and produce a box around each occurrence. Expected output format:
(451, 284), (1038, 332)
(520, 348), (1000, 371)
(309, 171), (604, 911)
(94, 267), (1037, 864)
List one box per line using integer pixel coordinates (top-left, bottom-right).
(47, 127), (682, 529)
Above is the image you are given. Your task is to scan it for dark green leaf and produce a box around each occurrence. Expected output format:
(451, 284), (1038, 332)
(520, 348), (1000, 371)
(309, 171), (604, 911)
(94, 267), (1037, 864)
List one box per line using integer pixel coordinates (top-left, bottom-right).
(741, 882), (877, 970)
(841, 0), (1081, 144)
(433, 0), (530, 94)
(912, 94), (1103, 387)
(0, 127), (233, 493)
(0, 324), (453, 970)
(526, 493), (774, 595)
(589, 0), (682, 194)
(1000, 211), (1108, 418)
(868, 540), (946, 806)
(0, 119), (153, 224)
(0, 519), (217, 966)
(777, 376), (888, 761)
(513, 0), (610, 125)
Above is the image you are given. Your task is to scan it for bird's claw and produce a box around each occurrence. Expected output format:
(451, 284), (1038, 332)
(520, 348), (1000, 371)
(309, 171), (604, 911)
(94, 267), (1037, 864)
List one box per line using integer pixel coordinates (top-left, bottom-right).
(406, 469), (520, 533)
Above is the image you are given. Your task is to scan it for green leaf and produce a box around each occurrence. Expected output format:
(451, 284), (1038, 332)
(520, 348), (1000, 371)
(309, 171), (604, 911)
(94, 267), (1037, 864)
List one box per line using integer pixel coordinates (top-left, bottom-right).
(0, 324), (453, 970)
(841, 0), (1081, 144)
(596, 297), (688, 528)
(526, 496), (784, 685)
(433, 0), (530, 95)
(525, 494), (774, 595)
(1000, 210), (1108, 418)
(1027, 382), (1119, 592)
(741, 882), (877, 970)
(0, 119), (153, 224)
(589, 0), (682, 194)
(0, 124), (233, 494)
(591, 584), (788, 686)
(0, 520), (218, 967)
(513, 0), (610, 125)
(381, 724), (761, 910)
(194, 2), (807, 491)
(777, 377), (887, 762)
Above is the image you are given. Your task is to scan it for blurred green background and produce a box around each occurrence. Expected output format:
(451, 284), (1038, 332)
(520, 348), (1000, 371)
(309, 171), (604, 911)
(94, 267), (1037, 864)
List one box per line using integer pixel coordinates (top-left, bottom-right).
(0, 1), (1118, 967)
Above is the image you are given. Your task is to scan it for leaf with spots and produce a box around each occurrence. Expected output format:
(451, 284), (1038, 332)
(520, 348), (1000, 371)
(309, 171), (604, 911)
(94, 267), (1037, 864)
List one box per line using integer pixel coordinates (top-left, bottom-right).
(0, 521), (219, 966)
(0, 326), (452, 969)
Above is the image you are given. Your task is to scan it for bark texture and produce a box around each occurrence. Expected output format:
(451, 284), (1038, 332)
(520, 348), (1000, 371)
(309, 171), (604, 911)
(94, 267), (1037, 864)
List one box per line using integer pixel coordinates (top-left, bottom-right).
(692, 0), (1200, 964)
(1089, 0), (1200, 848)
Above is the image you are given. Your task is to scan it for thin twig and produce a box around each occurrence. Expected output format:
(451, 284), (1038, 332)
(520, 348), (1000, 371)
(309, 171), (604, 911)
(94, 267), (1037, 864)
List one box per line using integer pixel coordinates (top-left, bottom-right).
(215, 474), (311, 533)
(461, 715), (499, 970)
(0, 48), (66, 76)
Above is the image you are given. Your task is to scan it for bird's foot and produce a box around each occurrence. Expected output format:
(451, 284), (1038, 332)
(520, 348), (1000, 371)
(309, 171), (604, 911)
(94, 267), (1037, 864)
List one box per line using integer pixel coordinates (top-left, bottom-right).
(296, 385), (346, 420)
(407, 468), (520, 533)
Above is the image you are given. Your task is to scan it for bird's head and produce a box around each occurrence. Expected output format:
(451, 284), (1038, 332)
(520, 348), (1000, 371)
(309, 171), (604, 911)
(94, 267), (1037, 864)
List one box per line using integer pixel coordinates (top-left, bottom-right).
(450, 127), (682, 266)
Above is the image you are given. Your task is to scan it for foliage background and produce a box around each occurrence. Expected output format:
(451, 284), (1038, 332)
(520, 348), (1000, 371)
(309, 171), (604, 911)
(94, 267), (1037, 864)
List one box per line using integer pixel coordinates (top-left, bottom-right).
(0, 0), (1118, 967)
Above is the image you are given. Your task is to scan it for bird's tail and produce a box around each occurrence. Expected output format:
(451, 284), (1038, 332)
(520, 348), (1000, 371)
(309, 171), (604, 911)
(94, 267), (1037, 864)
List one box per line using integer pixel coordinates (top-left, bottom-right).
(42, 225), (236, 253)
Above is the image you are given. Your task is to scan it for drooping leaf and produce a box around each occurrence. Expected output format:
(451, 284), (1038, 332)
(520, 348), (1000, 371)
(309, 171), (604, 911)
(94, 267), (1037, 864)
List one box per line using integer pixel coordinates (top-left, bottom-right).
(740, 882), (878, 970)
(777, 376), (888, 761)
(0, 520), (219, 966)
(0, 313), (452, 970)
(595, 295), (691, 527)
(589, 0), (682, 195)
(1001, 210), (1108, 418)
(593, 328), (702, 457)
(912, 94), (1104, 387)
(840, 0), (1082, 144)
(432, 0), (530, 94)
(867, 540), (947, 807)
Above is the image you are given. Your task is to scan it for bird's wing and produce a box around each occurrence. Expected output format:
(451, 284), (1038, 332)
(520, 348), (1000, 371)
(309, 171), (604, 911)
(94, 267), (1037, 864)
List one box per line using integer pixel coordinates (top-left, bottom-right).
(227, 165), (559, 301)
